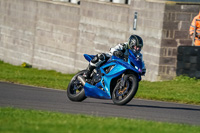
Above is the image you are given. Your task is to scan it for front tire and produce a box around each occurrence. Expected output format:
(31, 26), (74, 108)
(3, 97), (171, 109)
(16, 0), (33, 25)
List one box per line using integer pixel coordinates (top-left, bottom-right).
(112, 74), (138, 105)
(67, 70), (87, 102)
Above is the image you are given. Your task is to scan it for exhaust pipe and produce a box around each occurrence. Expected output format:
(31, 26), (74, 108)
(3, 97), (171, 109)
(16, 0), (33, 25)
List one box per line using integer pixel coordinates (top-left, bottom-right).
(77, 75), (86, 86)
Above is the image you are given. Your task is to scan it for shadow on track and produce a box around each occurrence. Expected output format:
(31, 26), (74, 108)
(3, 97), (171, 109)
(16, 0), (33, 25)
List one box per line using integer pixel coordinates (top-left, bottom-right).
(101, 102), (200, 112)
(126, 104), (200, 111)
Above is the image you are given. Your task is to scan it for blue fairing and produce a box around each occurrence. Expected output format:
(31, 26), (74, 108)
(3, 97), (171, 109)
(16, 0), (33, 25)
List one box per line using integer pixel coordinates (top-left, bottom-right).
(83, 50), (143, 99)
(84, 54), (95, 62)
(84, 83), (111, 99)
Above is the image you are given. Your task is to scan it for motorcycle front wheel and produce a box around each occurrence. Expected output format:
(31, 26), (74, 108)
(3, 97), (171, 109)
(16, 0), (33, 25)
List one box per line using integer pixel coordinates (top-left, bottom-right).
(112, 74), (138, 105)
(67, 70), (87, 102)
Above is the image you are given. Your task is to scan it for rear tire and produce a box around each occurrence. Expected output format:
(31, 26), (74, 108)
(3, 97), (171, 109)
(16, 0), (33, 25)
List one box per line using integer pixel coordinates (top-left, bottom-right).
(112, 74), (138, 105)
(67, 70), (87, 102)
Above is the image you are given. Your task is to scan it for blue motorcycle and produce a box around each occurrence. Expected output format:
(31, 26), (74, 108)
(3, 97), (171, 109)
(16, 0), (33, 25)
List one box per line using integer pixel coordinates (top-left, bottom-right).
(67, 49), (144, 105)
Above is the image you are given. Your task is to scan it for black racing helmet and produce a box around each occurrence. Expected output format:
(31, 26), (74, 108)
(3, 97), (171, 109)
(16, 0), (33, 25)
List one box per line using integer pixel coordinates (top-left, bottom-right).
(128, 35), (143, 54)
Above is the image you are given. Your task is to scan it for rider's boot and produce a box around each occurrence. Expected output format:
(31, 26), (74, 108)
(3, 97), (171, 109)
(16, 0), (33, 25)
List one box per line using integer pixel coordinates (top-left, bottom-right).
(83, 64), (95, 79)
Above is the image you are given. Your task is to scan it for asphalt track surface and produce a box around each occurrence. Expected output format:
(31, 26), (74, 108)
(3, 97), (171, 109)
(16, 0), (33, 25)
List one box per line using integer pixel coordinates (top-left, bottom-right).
(0, 82), (200, 125)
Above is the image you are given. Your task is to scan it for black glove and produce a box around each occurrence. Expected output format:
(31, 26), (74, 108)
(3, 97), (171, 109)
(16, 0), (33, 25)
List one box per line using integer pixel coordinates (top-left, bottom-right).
(113, 51), (123, 58)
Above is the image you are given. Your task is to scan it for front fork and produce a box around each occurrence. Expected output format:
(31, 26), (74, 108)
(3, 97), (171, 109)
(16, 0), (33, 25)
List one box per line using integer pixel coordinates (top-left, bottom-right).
(120, 74), (128, 88)
(118, 74), (129, 96)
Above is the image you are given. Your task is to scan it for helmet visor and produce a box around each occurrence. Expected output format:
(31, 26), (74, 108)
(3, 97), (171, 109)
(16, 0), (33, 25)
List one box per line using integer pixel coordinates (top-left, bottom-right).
(129, 39), (136, 50)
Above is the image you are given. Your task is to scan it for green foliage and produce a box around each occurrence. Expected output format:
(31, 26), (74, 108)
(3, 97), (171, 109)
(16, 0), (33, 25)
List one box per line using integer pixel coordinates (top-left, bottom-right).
(174, 75), (197, 82)
(0, 107), (200, 133)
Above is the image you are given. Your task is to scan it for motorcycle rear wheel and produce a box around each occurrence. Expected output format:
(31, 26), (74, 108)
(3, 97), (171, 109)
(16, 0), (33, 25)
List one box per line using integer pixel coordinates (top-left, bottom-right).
(67, 70), (87, 102)
(112, 74), (138, 105)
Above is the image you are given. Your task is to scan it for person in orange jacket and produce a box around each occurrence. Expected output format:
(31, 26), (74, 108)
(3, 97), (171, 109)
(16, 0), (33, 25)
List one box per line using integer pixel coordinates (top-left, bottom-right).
(189, 11), (200, 46)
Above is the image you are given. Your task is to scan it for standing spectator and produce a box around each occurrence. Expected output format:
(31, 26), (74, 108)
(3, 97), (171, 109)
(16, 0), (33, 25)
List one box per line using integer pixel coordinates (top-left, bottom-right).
(189, 11), (200, 46)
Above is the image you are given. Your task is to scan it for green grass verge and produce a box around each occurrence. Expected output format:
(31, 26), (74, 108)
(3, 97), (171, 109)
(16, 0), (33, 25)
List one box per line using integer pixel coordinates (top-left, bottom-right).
(0, 107), (200, 133)
(136, 76), (200, 105)
(0, 60), (200, 105)
(0, 60), (74, 90)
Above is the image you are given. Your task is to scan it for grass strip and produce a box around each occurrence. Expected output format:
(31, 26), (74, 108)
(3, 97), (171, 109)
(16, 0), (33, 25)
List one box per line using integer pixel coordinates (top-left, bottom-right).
(0, 60), (74, 89)
(0, 60), (200, 105)
(136, 76), (200, 105)
(0, 107), (200, 133)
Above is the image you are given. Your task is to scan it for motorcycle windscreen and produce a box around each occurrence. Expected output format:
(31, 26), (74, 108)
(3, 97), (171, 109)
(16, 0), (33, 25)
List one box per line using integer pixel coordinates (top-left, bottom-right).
(128, 50), (143, 70)
(83, 83), (111, 99)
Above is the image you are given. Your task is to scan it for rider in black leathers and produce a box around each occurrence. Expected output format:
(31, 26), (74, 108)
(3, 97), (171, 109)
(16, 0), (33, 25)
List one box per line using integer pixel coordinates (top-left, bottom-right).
(83, 35), (146, 78)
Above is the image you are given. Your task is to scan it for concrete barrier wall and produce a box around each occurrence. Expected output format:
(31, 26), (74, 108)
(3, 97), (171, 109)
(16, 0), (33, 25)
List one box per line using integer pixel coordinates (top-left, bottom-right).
(0, 0), (131, 74)
(0, 0), (199, 81)
(0, 0), (80, 73)
(75, 0), (130, 70)
(34, 1), (80, 73)
(0, 0), (37, 66)
(128, 0), (165, 81)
